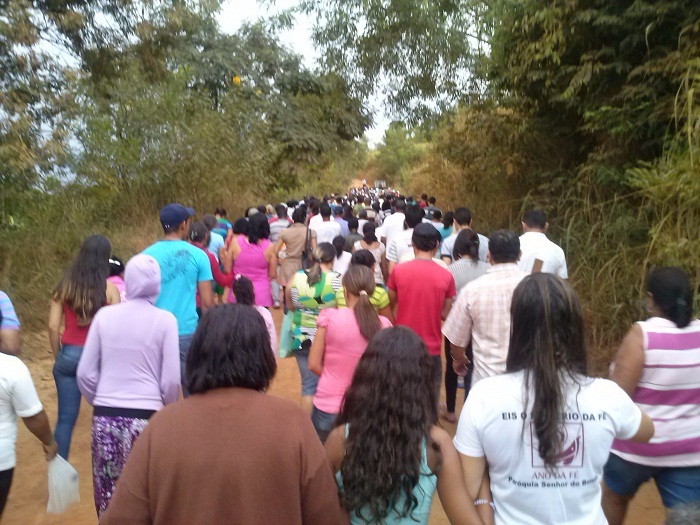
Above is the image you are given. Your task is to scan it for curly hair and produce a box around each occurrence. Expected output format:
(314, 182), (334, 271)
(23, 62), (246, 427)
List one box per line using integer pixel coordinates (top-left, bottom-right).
(335, 327), (439, 522)
(232, 275), (255, 306)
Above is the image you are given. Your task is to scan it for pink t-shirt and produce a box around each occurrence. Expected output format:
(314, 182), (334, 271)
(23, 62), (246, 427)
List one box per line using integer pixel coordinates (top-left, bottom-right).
(387, 259), (456, 356)
(313, 308), (392, 414)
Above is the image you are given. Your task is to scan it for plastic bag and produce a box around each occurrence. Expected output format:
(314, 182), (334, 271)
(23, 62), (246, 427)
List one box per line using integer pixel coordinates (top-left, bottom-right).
(278, 310), (294, 358)
(47, 455), (80, 514)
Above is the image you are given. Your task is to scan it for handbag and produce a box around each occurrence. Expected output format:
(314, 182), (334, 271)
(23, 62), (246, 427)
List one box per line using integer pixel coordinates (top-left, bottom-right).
(278, 310), (294, 358)
(301, 226), (313, 270)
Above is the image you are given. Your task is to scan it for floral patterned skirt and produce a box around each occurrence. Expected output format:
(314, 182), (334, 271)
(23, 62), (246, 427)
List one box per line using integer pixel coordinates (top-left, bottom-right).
(91, 414), (149, 516)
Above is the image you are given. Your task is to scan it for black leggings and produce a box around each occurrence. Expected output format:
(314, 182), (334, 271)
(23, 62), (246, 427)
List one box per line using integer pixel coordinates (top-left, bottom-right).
(0, 468), (14, 518)
(443, 336), (474, 413)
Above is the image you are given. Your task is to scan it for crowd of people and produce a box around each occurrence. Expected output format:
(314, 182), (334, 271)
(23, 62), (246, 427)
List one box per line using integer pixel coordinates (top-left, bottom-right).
(0, 187), (698, 524)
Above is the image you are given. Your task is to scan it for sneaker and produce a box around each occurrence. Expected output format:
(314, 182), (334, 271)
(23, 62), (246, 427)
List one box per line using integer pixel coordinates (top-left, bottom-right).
(273, 301), (281, 309)
(457, 376), (465, 389)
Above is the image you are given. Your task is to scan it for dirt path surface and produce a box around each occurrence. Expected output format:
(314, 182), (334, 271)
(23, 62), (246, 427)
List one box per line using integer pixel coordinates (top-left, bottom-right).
(4, 312), (664, 524)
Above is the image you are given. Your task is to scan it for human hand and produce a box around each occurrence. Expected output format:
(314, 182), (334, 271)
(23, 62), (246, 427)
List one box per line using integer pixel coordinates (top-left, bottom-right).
(43, 440), (58, 461)
(453, 360), (468, 376)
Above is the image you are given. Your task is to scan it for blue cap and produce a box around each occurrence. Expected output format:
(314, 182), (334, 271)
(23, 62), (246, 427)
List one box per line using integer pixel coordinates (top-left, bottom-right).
(159, 203), (195, 229)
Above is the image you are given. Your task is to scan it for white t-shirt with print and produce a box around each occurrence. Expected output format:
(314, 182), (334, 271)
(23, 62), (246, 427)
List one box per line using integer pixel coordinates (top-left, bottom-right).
(0, 354), (43, 470)
(454, 371), (642, 525)
(518, 231), (567, 278)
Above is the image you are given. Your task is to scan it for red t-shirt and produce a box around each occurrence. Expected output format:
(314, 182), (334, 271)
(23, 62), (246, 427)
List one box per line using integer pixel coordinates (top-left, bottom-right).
(387, 259), (456, 355)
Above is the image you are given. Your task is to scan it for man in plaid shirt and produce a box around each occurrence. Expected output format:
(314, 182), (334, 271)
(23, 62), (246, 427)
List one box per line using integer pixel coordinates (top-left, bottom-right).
(442, 230), (527, 386)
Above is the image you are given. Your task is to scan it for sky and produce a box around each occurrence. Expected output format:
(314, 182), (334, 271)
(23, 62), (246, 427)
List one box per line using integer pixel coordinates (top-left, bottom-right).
(217, 0), (390, 147)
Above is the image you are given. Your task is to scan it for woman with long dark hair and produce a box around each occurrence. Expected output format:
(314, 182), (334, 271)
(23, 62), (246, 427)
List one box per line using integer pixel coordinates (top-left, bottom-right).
(48, 235), (121, 459)
(325, 327), (483, 524)
(442, 229), (490, 423)
(353, 222), (386, 285)
(101, 304), (345, 524)
(308, 265), (392, 442)
(332, 235), (352, 275)
(225, 213), (277, 306)
(286, 243), (344, 414)
(603, 267), (700, 523)
(454, 274), (654, 524)
(350, 249), (394, 324)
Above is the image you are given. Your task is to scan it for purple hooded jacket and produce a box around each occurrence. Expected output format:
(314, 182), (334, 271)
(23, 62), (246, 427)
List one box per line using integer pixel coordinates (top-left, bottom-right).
(77, 254), (181, 410)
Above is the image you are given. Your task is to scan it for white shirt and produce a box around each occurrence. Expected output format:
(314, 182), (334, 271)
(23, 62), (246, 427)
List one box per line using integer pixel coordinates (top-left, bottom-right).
(0, 354), (43, 470)
(442, 230), (489, 262)
(379, 212), (405, 247)
(357, 219), (369, 236)
(332, 251), (352, 275)
(518, 231), (568, 278)
(386, 228), (414, 263)
(308, 214), (323, 229)
(454, 372), (642, 525)
(311, 220), (342, 245)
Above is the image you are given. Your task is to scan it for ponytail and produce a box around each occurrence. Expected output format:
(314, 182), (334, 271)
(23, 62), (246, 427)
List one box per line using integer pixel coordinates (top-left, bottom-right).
(306, 243), (336, 286)
(343, 265), (382, 341)
(362, 222), (378, 244)
(453, 229), (480, 262)
(647, 267), (693, 328)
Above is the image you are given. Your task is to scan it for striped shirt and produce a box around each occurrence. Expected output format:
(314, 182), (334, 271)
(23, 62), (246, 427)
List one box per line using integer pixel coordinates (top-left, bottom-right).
(0, 292), (20, 330)
(612, 317), (700, 467)
(448, 259), (489, 293)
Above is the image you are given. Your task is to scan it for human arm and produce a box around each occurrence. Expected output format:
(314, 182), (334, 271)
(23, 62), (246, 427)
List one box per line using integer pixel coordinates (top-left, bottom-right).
(12, 361), (57, 460)
(198, 281), (214, 311)
(432, 427), (484, 525)
(286, 281), (295, 312)
(219, 245), (233, 274)
(609, 324), (644, 397)
(197, 248), (215, 311)
(300, 418), (348, 524)
(22, 411), (58, 460)
(0, 328), (20, 356)
(47, 299), (63, 358)
(76, 316), (102, 405)
(387, 288), (397, 313)
(208, 252), (235, 288)
(160, 314), (182, 405)
(0, 293), (21, 355)
(442, 289), (472, 375)
(265, 243), (278, 281)
(377, 305), (395, 325)
(441, 296), (453, 321)
(307, 326), (327, 376)
(629, 412), (654, 443)
(324, 425), (345, 472)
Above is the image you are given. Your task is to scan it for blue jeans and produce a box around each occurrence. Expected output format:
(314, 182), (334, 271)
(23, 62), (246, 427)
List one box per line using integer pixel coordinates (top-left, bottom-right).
(53, 344), (83, 459)
(179, 334), (193, 397)
(293, 348), (319, 397)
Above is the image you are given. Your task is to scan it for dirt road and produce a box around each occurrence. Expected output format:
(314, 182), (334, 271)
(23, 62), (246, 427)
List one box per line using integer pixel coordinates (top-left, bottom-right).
(3, 315), (664, 524)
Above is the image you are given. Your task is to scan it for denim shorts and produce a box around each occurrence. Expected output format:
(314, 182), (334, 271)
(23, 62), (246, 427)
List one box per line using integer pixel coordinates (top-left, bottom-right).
(293, 348), (318, 397)
(311, 406), (337, 443)
(604, 452), (700, 508)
